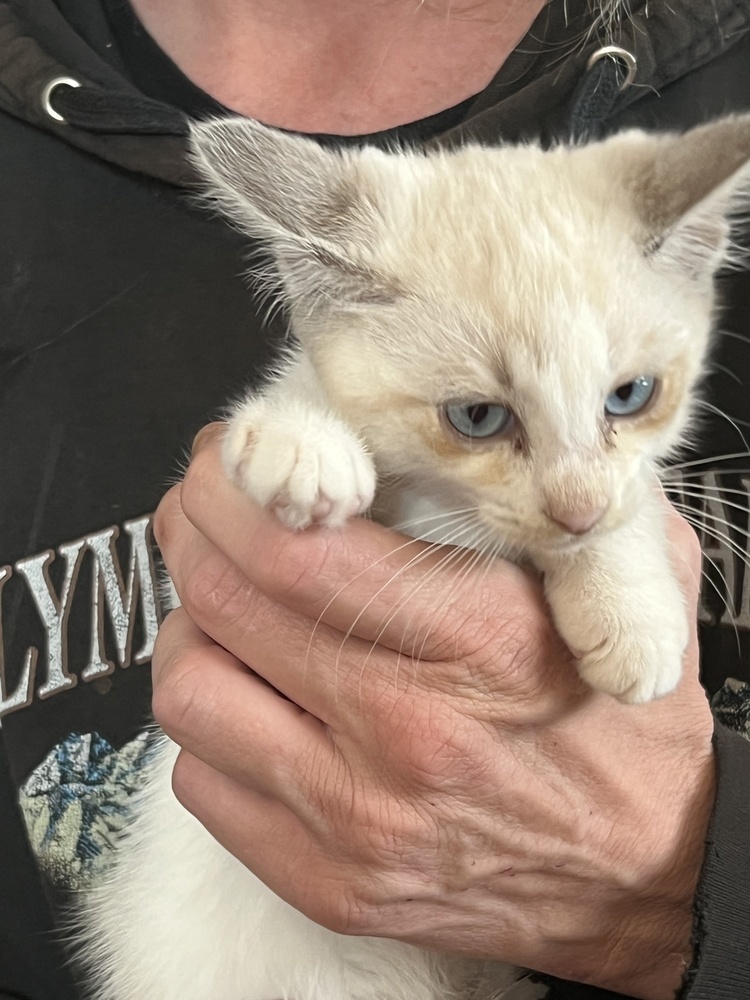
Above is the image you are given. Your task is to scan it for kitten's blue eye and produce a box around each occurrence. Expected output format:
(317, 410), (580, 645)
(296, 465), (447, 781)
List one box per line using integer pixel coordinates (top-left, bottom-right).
(444, 402), (513, 439)
(605, 376), (657, 417)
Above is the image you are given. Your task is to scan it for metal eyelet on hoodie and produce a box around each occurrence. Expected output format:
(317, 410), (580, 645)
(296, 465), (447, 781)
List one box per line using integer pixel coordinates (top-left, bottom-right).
(41, 76), (82, 122)
(586, 46), (637, 91)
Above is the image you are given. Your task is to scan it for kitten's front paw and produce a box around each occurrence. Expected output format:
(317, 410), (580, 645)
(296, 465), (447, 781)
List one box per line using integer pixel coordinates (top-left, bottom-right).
(574, 617), (687, 704)
(223, 405), (376, 530)
(546, 573), (688, 704)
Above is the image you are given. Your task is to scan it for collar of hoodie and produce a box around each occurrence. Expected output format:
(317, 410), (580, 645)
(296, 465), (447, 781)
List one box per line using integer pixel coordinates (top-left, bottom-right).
(1, 0), (749, 186)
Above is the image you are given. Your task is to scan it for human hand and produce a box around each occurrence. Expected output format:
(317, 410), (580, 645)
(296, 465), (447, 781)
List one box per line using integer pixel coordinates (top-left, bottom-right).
(153, 423), (715, 1000)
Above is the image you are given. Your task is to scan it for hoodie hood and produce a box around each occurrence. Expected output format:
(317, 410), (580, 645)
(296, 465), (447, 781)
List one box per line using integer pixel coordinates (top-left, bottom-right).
(1, 0), (749, 187)
(0, 0), (192, 184)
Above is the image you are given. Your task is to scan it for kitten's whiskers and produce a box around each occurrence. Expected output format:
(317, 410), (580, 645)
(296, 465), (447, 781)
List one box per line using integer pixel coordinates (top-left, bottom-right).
(350, 517), (486, 701)
(665, 481), (750, 498)
(665, 449), (750, 471)
(409, 531), (504, 672)
(667, 487), (750, 528)
(692, 400), (750, 449)
(669, 501), (745, 650)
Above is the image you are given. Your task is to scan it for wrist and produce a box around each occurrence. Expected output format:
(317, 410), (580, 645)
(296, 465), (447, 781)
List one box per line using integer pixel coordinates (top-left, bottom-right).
(596, 896), (695, 1000)
(591, 743), (716, 1000)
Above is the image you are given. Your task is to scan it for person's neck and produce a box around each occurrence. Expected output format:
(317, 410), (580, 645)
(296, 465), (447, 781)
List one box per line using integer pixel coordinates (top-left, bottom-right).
(129, 0), (548, 134)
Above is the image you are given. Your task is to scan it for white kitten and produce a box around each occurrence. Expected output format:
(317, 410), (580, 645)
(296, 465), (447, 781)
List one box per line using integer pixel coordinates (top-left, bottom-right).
(77, 116), (750, 1000)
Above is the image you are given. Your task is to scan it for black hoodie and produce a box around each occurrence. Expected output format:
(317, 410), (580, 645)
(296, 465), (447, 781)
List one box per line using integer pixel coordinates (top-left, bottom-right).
(2, 1), (750, 998)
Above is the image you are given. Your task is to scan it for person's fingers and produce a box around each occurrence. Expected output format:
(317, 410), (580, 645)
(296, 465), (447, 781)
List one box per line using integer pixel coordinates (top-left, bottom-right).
(156, 432), (702, 726)
(169, 752), (341, 923)
(170, 750), (437, 938)
(157, 503), (430, 720)
(159, 438), (554, 669)
(190, 420), (225, 458)
(152, 607), (338, 804)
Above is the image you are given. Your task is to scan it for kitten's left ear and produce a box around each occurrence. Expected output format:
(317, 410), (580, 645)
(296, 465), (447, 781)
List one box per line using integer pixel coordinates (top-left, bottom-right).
(188, 117), (398, 307)
(605, 115), (750, 282)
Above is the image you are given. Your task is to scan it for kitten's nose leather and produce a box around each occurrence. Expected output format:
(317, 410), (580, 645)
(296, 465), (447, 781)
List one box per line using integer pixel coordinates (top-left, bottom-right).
(546, 506), (607, 535)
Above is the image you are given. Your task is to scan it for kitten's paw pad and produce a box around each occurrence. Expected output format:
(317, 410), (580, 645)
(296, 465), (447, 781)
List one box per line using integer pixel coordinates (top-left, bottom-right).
(575, 620), (687, 704)
(223, 410), (376, 529)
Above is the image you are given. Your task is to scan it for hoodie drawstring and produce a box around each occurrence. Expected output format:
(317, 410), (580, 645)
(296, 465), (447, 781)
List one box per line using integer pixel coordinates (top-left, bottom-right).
(41, 75), (189, 135)
(570, 45), (638, 142)
(40, 44), (636, 143)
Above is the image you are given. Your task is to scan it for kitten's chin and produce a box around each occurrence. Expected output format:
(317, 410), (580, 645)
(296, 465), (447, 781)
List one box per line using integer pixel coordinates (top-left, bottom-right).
(524, 520), (618, 557)
(526, 535), (589, 559)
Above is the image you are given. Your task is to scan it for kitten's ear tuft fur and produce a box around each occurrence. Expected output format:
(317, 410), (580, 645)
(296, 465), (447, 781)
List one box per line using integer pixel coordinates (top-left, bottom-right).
(607, 115), (750, 282)
(188, 117), (399, 308)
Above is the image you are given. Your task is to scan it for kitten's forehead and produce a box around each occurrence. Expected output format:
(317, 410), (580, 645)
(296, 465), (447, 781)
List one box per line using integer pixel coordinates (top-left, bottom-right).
(369, 143), (632, 259)
(358, 145), (701, 385)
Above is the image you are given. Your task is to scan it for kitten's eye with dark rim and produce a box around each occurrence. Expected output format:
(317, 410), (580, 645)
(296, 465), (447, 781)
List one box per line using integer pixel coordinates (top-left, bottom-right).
(605, 376), (657, 417)
(443, 402), (513, 439)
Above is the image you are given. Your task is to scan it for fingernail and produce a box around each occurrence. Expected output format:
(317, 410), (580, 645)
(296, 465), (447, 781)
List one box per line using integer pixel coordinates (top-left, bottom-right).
(191, 421), (225, 458)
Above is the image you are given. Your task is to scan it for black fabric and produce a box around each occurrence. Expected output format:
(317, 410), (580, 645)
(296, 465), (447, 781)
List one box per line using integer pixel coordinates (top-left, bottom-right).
(1, 1), (750, 998)
(682, 725), (750, 999)
(0, 744), (77, 1000)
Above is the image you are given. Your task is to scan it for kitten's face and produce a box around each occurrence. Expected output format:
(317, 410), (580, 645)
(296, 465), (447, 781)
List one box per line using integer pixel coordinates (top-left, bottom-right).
(189, 116), (750, 553)
(307, 145), (713, 554)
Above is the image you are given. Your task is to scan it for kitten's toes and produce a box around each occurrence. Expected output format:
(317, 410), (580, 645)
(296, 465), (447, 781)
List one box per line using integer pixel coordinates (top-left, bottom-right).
(576, 626), (686, 704)
(222, 407), (376, 529)
(278, 432), (376, 528)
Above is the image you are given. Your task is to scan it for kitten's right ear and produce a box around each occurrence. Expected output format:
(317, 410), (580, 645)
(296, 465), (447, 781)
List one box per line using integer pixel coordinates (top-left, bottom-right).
(188, 117), (399, 308)
(602, 115), (750, 283)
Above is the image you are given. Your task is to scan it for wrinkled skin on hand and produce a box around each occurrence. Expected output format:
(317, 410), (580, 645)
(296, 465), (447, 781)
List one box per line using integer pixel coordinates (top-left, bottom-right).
(153, 423), (715, 1000)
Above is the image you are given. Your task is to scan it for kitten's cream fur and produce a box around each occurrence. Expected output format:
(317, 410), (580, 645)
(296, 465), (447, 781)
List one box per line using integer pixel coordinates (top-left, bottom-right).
(78, 116), (750, 1000)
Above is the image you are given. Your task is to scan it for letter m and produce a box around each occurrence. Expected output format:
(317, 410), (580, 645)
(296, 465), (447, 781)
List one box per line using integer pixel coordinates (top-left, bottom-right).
(84, 516), (161, 680)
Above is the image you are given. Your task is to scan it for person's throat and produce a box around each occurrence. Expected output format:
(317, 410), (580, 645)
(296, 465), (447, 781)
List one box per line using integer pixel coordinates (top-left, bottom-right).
(128, 0), (548, 134)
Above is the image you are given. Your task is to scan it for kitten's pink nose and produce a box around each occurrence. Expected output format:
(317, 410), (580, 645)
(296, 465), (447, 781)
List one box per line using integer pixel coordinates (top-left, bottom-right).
(546, 505), (607, 536)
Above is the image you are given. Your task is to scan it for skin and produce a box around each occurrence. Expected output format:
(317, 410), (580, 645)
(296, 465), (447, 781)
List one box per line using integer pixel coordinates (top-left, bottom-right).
(128, 0), (547, 134)
(153, 424), (715, 1000)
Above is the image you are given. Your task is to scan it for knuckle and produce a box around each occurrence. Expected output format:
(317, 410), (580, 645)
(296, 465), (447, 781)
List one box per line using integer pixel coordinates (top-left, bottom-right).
(427, 563), (553, 694)
(179, 552), (251, 628)
(153, 483), (183, 554)
(307, 743), (350, 812)
(677, 513), (702, 565)
(265, 529), (337, 610)
(179, 445), (217, 526)
(487, 597), (556, 687)
(461, 600), (550, 699)
(309, 889), (374, 936)
(152, 646), (207, 742)
(664, 498), (701, 556)
(666, 506), (703, 594)
(390, 703), (491, 792)
(170, 750), (199, 813)
(498, 615), (567, 704)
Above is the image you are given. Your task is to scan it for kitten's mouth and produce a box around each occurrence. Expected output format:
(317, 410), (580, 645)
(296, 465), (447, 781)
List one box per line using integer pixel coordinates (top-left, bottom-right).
(481, 510), (620, 554)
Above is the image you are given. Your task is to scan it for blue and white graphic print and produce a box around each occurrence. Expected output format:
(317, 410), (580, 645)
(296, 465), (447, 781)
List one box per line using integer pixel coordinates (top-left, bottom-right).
(712, 678), (750, 741)
(19, 731), (153, 888)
